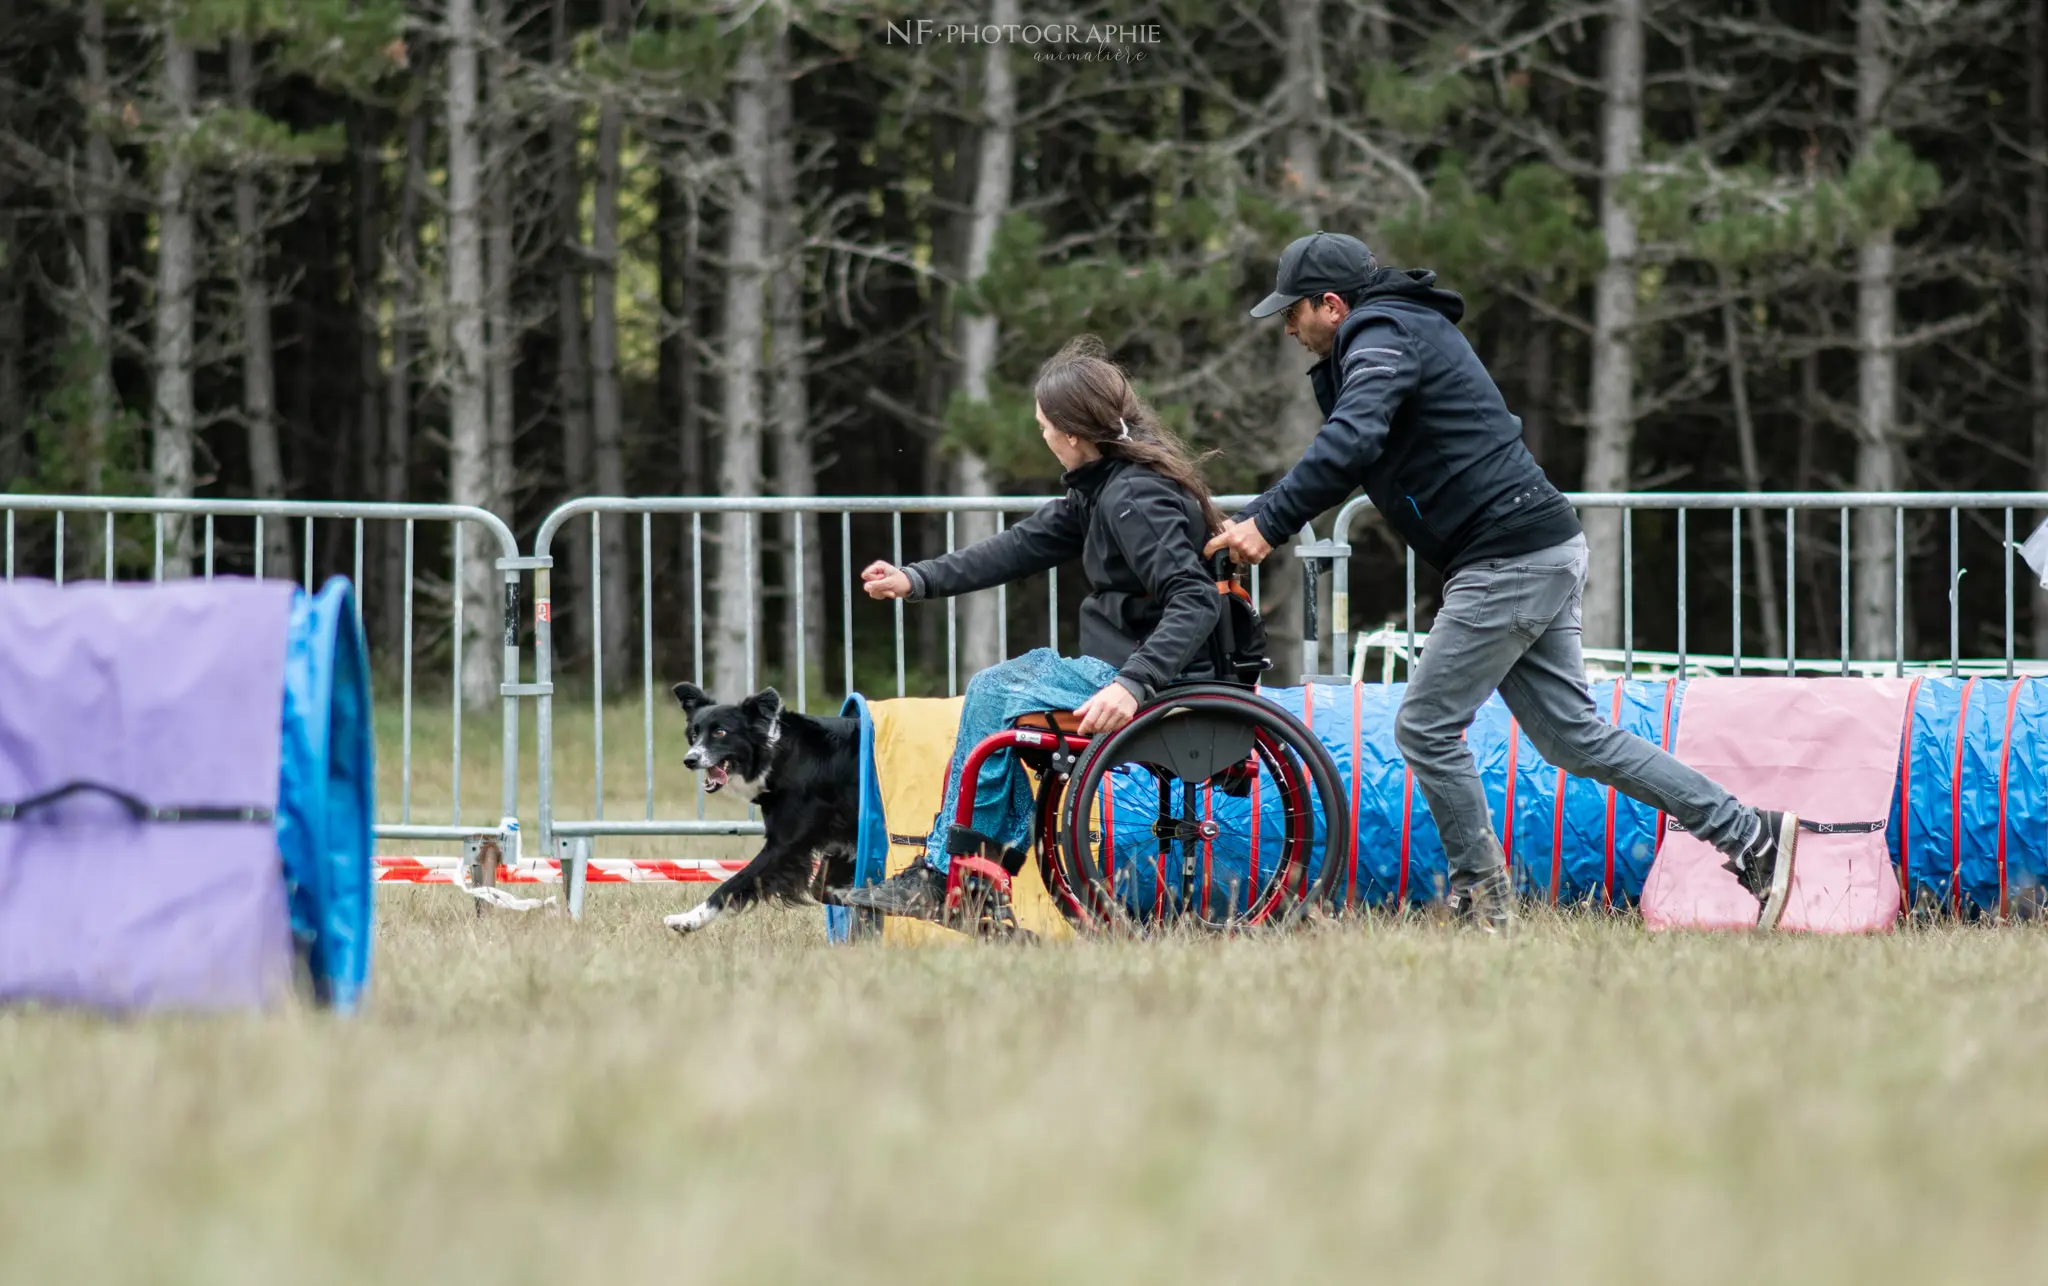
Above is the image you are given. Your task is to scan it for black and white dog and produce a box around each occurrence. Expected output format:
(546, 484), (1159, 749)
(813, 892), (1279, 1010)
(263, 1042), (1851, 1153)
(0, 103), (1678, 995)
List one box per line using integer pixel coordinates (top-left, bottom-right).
(662, 682), (862, 934)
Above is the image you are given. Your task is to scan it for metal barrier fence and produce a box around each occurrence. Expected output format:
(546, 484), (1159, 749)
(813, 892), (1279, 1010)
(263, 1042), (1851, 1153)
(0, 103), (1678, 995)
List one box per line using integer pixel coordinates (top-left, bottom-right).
(527, 494), (1305, 915)
(0, 496), (527, 860)
(17, 489), (2043, 916)
(533, 490), (2048, 917)
(1322, 491), (2048, 684)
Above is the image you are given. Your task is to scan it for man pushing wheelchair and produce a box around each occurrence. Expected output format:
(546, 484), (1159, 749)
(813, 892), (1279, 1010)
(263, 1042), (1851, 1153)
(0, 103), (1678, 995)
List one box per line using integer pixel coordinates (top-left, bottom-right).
(845, 234), (1801, 933)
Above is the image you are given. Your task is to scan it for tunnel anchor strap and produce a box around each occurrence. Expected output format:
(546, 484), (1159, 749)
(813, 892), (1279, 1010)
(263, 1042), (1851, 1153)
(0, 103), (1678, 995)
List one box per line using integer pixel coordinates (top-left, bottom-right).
(1666, 816), (1885, 835)
(0, 780), (274, 824)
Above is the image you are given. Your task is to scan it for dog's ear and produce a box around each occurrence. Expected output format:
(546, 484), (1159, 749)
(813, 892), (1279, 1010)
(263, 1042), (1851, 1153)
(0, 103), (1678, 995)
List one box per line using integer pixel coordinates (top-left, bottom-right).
(672, 682), (715, 717)
(741, 687), (783, 726)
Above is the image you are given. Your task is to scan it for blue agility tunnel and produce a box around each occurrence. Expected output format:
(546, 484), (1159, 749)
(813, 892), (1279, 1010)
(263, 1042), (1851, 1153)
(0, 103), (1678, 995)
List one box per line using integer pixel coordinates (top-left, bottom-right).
(1094, 678), (2048, 922)
(1093, 680), (1685, 917)
(0, 576), (374, 1012)
(1891, 677), (2048, 919)
(833, 676), (2048, 933)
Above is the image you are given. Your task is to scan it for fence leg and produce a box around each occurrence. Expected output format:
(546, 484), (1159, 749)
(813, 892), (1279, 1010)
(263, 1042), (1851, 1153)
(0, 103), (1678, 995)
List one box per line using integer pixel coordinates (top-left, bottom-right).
(561, 836), (591, 921)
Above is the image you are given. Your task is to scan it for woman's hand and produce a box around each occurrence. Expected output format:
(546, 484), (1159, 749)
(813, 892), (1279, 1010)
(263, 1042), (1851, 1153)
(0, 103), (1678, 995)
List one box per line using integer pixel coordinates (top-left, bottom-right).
(861, 560), (912, 600)
(1074, 681), (1139, 736)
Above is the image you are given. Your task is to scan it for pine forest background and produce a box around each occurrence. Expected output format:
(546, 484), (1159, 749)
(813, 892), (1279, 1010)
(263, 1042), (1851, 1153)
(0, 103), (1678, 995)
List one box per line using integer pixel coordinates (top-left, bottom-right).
(2, 0), (2045, 707)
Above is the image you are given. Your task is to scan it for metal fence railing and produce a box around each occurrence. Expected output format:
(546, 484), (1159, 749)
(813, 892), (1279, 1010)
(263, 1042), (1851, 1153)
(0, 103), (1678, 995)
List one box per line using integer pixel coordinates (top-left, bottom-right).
(529, 490), (2048, 917)
(1320, 492), (2048, 684)
(525, 494), (1306, 916)
(0, 496), (528, 863)
(28, 489), (2039, 917)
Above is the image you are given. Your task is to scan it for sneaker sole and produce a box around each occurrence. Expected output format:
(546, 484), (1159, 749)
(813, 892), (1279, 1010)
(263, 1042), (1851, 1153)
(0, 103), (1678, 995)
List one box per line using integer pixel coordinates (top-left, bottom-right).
(1756, 812), (1799, 930)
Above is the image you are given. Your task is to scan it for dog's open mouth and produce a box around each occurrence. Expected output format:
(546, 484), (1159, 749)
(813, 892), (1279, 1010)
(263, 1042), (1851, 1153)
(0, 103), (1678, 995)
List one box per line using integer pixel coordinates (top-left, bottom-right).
(702, 764), (729, 793)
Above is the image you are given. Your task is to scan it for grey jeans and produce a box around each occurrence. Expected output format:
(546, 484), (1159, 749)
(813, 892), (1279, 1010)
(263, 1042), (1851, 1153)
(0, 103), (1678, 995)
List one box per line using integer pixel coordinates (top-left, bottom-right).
(1393, 534), (1757, 889)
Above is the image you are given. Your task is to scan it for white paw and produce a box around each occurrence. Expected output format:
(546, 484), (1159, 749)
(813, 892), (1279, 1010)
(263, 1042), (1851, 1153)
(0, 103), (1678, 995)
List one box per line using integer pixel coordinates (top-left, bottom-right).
(664, 902), (720, 934)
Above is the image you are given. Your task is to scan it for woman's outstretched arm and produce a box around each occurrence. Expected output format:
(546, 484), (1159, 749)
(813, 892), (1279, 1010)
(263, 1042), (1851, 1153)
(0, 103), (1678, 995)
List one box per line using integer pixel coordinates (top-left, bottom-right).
(886, 495), (1087, 601)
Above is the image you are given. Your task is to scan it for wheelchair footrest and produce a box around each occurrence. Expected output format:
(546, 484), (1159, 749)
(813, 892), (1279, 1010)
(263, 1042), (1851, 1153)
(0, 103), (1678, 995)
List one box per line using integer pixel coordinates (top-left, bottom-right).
(943, 854), (1026, 939)
(946, 824), (1028, 875)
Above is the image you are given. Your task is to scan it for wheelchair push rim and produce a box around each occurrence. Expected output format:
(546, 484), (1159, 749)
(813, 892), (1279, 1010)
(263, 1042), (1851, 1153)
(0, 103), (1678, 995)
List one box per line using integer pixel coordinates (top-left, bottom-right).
(1048, 686), (1351, 932)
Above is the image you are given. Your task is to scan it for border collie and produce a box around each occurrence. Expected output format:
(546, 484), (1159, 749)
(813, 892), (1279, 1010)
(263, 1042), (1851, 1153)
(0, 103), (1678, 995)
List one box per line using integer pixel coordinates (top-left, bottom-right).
(662, 683), (862, 934)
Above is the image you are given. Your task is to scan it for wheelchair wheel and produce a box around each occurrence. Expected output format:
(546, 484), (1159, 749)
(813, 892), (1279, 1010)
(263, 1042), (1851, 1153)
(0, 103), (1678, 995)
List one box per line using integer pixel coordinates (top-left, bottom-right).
(1048, 685), (1350, 931)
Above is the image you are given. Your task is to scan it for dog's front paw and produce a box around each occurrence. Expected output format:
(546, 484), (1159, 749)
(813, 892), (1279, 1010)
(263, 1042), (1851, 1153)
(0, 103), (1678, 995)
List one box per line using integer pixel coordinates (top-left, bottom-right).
(664, 902), (720, 934)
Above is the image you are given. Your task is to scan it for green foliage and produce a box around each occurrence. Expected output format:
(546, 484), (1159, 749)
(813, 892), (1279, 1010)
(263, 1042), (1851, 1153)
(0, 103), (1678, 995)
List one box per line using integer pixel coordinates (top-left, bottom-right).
(1358, 60), (1478, 136)
(1624, 131), (1943, 267)
(183, 107), (344, 167)
(20, 338), (142, 498)
(941, 211), (1243, 478)
(134, 0), (408, 92)
(266, 0), (409, 94)
(619, 13), (733, 82)
(1379, 158), (1602, 309)
(942, 382), (1043, 477)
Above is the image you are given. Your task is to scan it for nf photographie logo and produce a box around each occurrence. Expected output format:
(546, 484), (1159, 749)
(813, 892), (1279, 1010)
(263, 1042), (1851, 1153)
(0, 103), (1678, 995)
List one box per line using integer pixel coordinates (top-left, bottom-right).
(883, 19), (1161, 61)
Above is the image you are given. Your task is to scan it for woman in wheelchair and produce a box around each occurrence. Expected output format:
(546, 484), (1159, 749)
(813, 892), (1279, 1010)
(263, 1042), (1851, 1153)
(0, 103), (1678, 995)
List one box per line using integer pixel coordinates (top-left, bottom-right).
(839, 335), (1241, 922)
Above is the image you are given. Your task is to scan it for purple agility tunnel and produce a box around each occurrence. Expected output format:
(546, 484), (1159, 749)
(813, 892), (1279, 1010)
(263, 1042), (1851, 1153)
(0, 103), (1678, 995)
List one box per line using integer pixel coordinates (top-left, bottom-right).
(0, 576), (373, 1014)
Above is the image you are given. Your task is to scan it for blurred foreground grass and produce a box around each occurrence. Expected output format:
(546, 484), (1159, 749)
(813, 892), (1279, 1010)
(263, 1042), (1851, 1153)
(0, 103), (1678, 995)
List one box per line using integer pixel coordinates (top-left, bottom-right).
(3, 707), (2048, 1283)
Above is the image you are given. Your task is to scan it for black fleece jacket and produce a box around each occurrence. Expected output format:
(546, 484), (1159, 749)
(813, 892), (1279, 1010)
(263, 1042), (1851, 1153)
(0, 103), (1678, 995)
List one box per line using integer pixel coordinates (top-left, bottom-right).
(903, 457), (1221, 699)
(1242, 267), (1581, 573)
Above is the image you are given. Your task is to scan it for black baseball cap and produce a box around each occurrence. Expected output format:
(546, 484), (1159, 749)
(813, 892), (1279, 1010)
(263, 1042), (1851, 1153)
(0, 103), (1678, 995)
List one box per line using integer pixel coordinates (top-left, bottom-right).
(1249, 231), (1377, 319)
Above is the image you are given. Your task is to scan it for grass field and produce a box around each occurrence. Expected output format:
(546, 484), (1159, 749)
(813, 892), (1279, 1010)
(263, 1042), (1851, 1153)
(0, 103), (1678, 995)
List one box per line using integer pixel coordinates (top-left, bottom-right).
(5, 703), (2048, 1283)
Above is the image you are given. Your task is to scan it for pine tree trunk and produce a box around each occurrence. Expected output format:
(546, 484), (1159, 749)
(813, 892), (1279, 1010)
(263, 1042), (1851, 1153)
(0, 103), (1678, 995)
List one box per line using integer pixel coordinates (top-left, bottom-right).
(446, 0), (498, 709)
(485, 0), (517, 530)
(352, 105), (383, 601)
(1264, 0), (1327, 684)
(658, 166), (705, 664)
(2026, 0), (2048, 659)
(949, 0), (1017, 680)
(382, 106), (426, 653)
(668, 177), (703, 500)
(764, 12), (825, 698)
(553, 0), (594, 667)
(0, 0), (19, 498)
(0, 209), (20, 495)
(1852, 0), (1899, 661)
(231, 34), (292, 577)
(712, 36), (770, 702)
(1580, 0), (1643, 651)
(672, 178), (705, 670)
(1719, 288), (1783, 659)
(150, 26), (198, 575)
(80, 0), (116, 516)
(589, 0), (631, 689)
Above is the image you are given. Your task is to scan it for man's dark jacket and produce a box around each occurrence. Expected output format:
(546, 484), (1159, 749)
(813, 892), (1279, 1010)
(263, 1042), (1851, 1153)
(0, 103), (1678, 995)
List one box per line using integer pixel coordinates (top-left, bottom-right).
(903, 456), (1220, 699)
(1243, 267), (1581, 573)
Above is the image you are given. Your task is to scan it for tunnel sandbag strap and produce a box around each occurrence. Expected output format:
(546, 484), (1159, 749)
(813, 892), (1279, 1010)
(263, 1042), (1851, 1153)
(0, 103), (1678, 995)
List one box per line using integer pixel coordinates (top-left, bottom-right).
(0, 779), (274, 824)
(1662, 814), (1885, 836)
(1798, 819), (1886, 835)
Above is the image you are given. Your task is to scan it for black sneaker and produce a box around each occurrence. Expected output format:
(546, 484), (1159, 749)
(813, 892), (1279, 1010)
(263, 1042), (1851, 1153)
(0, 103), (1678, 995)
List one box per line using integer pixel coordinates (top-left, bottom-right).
(1724, 809), (1799, 929)
(833, 860), (949, 921)
(1448, 870), (1513, 934)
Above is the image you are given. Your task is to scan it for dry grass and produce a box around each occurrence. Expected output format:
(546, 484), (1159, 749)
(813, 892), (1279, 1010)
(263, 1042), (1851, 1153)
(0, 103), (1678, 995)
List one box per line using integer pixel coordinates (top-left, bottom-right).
(5, 706), (2048, 1284)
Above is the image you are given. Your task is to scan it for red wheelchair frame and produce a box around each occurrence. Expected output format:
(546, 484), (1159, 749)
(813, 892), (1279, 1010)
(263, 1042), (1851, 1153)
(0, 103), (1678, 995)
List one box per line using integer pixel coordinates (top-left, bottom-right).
(935, 683), (1351, 935)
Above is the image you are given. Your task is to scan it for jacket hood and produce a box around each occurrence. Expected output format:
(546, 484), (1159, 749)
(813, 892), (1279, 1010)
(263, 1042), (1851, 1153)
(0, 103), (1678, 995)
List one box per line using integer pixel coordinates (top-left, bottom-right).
(1350, 265), (1465, 324)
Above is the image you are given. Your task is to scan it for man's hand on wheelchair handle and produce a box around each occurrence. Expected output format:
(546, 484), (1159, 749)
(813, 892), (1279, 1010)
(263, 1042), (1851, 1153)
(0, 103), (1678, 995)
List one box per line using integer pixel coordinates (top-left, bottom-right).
(1203, 518), (1273, 566)
(861, 560), (912, 600)
(1074, 682), (1139, 737)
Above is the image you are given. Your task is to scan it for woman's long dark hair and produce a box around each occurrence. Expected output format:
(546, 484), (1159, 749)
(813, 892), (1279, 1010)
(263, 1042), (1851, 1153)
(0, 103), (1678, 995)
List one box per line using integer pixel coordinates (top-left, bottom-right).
(1031, 336), (1226, 534)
